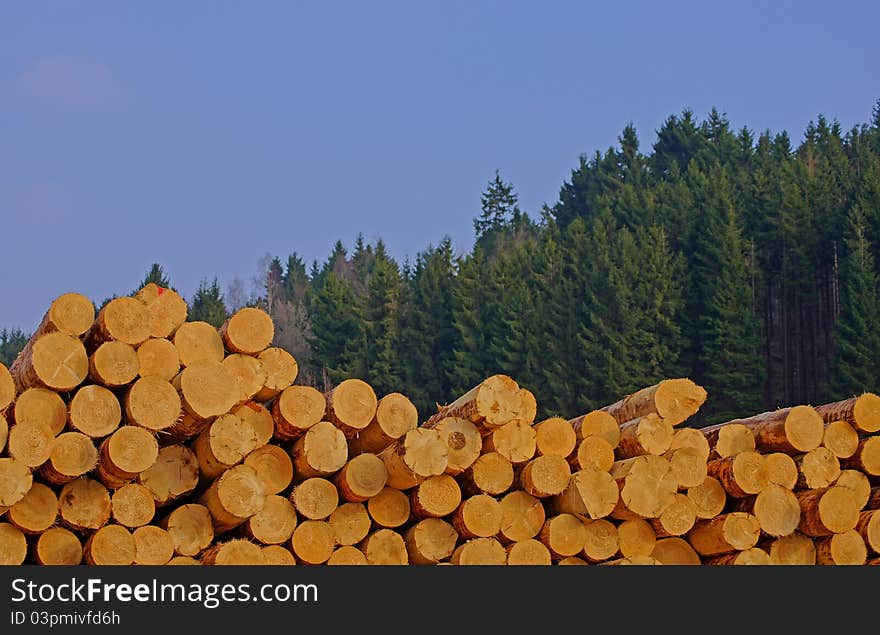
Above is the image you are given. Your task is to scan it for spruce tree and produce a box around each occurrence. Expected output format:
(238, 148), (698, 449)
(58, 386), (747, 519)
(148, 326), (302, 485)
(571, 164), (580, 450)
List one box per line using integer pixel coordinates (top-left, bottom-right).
(137, 263), (172, 290)
(357, 242), (402, 395)
(475, 171), (520, 254)
(831, 207), (880, 395)
(189, 278), (229, 327)
(0, 328), (29, 366)
(449, 247), (494, 394)
(307, 272), (362, 385)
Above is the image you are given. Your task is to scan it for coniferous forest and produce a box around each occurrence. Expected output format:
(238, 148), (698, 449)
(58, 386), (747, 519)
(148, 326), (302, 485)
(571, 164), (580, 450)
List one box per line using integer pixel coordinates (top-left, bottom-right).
(4, 104), (880, 426)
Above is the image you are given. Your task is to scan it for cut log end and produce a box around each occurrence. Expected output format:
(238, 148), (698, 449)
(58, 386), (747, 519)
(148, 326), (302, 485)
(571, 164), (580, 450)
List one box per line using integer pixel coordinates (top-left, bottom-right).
(41, 431), (98, 484)
(14, 387), (67, 436)
(367, 487), (411, 529)
(223, 354), (267, 404)
(617, 518), (656, 558)
(69, 385), (121, 438)
(272, 385), (326, 440)
(125, 376), (181, 432)
(499, 490), (545, 543)
(553, 469), (619, 521)
(85, 525), (135, 566)
(175, 361), (238, 422)
(534, 417), (577, 458)
(173, 321), (225, 367)
(202, 539), (266, 565)
(767, 532), (816, 565)
(327, 378), (378, 436)
(687, 476), (727, 520)
(615, 455), (677, 519)
(361, 528), (409, 565)
(94, 296), (151, 347)
(0, 364), (14, 413)
(111, 483), (156, 528)
(434, 417), (481, 476)
(581, 519), (619, 562)
(291, 477), (339, 521)
(163, 504), (214, 557)
(507, 539), (552, 565)
(574, 436), (615, 473)
(290, 520), (335, 565)
(9, 482), (58, 534)
(520, 454), (571, 498)
(46, 292), (95, 337)
(202, 464), (267, 531)
(246, 495), (297, 545)
(293, 420), (348, 479)
(133, 525), (175, 565)
(411, 474), (462, 519)
(823, 420), (859, 459)
(764, 452), (798, 490)
(452, 494), (502, 539)
(617, 413), (674, 459)
(8, 420), (54, 468)
(134, 284), (188, 339)
(751, 484), (801, 538)
(483, 421), (536, 465)
(262, 545), (297, 565)
(253, 347), (298, 402)
(137, 444), (199, 506)
(327, 546), (368, 565)
(688, 512), (760, 556)
(405, 518), (458, 564)
(328, 502), (370, 547)
(651, 537), (701, 565)
(797, 447), (841, 489)
(22, 332), (89, 392)
(651, 493), (696, 537)
(0, 523), (27, 565)
(540, 513), (587, 558)
(568, 410), (620, 448)
(59, 477), (111, 531)
(90, 341), (139, 387)
(99, 426), (159, 487)
(462, 452), (513, 497)
(220, 307), (274, 355)
(244, 444), (293, 495)
(136, 338), (181, 382)
(816, 530), (867, 565)
(335, 453), (387, 502)
(0, 458), (33, 509)
(35, 527), (83, 565)
(451, 537), (507, 565)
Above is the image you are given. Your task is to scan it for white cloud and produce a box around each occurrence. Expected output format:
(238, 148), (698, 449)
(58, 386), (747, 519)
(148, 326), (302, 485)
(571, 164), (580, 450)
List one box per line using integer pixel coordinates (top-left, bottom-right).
(18, 56), (114, 106)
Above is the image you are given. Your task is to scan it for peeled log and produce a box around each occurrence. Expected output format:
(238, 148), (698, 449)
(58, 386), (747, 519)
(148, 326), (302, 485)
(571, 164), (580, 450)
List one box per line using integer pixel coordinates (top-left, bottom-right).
(0, 458), (32, 509)
(795, 447), (840, 490)
(612, 455), (677, 519)
(533, 417), (576, 458)
(68, 385), (121, 438)
(172, 321), (225, 367)
(38, 431), (97, 485)
(540, 513), (587, 558)
(704, 548), (770, 565)
(651, 537), (701, 565)
(519, 454), (571, 498)
(233, 402), (273, 447)
(367, 487), (410, 529)
(668, 427), (710, 460)
(271, 385), (325, 441)
(162, 504), (213, 557)
(706, 451), (768, 498)
(665, 447), (707, 490)
(132, 525), (175, 565)
(411, 474), (461, 519)
(460, 452), (513, 497)
(823, 420), (859, 459)
(572, 436), (615, 473)
(816, 530), (867, 565)
(617, 518), (656, 558)
(29, 293), (95, 339)
(405, 518), (458, 564)
(0, 523), (27, 565)
(96, 426), (159, 489)
(557, 556), (588, 565)
(335, 454), (387, 502)
(169, 361), (238, 442)
(193, 412), (259, 480)
(14, 387), (67, 436)
(200, 464), (267, 533)
(8, 482), (58, 534)
(328, 502), (370, 546)
(87, 296), (150, 348)
(452, 494), (502, 539)
(361, 529), (408, 565)
(137, 444), (199, 506)
(426, 375), (536, 431)
(764, 452), (799, 490)
(291, 420), (348, 479)
(136, 338), (180, 381)
(507, 539), (552, 565)
(7, 420), (54, 468)
(815, 393), (880, 434)
(856, 510), (880, 554)
(687, 477), (727, 520)
(723, 405), (824, 454)
(552, 469), (618, 520)
(616, 414), (674, 459)
(252, 347), (298, 402)
(89, 341), (139, 387)
(687, 512), (761, 556)
(84, 525), (135, 566)
(328, 546), (367, 565)
(701, 423), (755, 460)
(124, 376), (181, 432)
(451, 538), (507, 565)
(0, 364), (13, 413)
(431, 417), (481, 476)
(569, 410), (620, 448)
(581, 519), (619, 562)
(835, 470), (872, 509)
(134, 284), (188, 339)
(498, 490), (545, 543)
(34, 527), (83, 565)
(841, 436), (880, 476)
(379, 428), (447, 490)
(58, 477), (111, 531)
(219, 307), (274, 355)
(797, 486), (861, 537)
(734, 484), (801, 538)
(262, 545), (296, 565)
(601, 378), (706, 426)
(290, 477), (338, 521)
(766, 532), (816, 565)
(111, 483), (155, 528)
(10, 332), (88, 392)
(244, 444), (293, 495)
(325, 378), (378, 438)
(600, 556), (660, 565)
(201, 540), (266, 565)
(349, 392), (417, 454)
(650, 493), (696, 537)
(223, 354), (266, 404)
(482, 421), (536, 465)
(245, 495), (297, 545)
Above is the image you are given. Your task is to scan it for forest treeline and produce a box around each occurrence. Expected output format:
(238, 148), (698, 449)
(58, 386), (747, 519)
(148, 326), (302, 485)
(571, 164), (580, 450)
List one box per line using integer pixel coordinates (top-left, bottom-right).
(3, 103), (880, 426)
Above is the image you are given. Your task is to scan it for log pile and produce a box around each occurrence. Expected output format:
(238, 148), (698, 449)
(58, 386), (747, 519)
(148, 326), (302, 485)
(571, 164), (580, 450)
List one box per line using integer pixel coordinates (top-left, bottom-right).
(1, 288), (879, 565)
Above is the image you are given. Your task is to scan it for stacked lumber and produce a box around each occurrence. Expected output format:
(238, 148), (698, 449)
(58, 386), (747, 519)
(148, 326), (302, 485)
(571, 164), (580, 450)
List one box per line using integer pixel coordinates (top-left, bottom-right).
(1, 288), (879, 565)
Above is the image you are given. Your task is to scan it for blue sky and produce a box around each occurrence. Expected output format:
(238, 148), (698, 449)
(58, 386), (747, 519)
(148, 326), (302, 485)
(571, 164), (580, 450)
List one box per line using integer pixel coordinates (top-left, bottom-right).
(1, 1), (878, 331)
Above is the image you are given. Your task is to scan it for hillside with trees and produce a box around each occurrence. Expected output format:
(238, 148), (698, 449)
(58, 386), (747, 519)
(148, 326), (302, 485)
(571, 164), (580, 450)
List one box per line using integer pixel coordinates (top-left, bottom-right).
(3, 103), (879, 426)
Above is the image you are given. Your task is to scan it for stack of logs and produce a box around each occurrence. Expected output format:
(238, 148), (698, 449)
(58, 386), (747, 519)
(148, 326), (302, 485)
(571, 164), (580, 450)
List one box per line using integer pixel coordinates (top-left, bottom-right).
(1, 288), (879, 565)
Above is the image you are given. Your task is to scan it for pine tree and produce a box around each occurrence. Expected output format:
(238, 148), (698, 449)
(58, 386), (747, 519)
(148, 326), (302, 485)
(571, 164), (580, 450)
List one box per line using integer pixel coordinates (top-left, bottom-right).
(189, 278), (228, 327)
(831, 207), (880, 395)
(699, 208), (764, 423)
(0, 327), (29, 366)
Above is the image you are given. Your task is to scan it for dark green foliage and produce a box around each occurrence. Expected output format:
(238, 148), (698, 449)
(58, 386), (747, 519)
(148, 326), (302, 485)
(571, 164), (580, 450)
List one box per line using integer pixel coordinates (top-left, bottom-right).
(189, 278), (228, 327)
(0, 328), (29, 367)
(137, 263), (172, 291)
